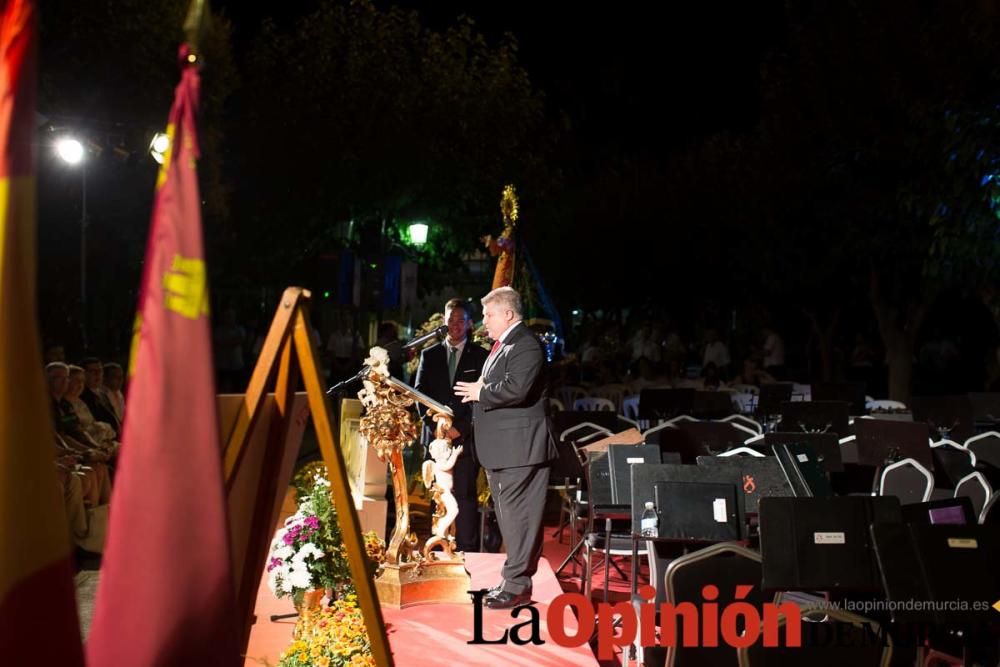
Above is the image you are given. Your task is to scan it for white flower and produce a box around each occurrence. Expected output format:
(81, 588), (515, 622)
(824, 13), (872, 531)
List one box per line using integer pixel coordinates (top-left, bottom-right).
(288, 565), (312, 590)
(273, 545), (294, 560)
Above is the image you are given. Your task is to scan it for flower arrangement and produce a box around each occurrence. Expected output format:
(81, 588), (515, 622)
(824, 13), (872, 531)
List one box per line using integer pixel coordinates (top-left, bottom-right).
(276, 595), (376, 667)
(267, 472), (351, 606)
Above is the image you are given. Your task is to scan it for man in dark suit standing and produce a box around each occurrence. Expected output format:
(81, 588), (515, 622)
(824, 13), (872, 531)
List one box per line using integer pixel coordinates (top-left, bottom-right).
(455, 286), (556, 609)
(414, 298), (489, 553)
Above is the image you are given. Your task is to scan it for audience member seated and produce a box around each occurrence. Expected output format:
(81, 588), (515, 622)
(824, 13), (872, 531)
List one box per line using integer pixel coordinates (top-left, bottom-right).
(702, 328), (731, 377)
(102, 362), (125, 423)
(55, 454), (89, 544)
(46, 363), (112, 505)
(79, 357), (121, 437)
(735, 357), (776, 387)
(66, 365), (119, 455)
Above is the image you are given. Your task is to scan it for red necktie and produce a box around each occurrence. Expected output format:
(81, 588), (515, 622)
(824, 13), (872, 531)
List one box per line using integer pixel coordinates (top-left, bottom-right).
(490, 339), (501, 356)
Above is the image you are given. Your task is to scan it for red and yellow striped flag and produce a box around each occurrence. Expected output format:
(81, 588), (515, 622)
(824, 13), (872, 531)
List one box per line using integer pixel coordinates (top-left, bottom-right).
(0, 0), (86, 663)
(85, 44), (240, 666)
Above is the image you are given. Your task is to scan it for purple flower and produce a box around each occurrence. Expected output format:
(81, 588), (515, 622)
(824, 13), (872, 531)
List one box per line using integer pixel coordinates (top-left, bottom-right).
(267, 557), (283, 572)
(304, 516), (320, 529)
(283, 532), (295, 545)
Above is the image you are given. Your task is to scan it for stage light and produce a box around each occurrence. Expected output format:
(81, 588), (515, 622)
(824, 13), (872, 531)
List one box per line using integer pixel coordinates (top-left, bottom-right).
(55, 137), (84, 165)
(149, 132), (170, 164)
(408, 222), (429, 246)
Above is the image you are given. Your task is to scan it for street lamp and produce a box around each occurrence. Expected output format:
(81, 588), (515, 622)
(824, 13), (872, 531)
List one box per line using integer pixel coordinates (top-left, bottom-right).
(407, 222), (429, 247)
(55, 137), (88, 349)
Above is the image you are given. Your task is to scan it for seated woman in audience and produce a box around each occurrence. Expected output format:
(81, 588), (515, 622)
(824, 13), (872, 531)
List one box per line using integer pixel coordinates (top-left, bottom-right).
(65, 365), (119, 456)
(46, 363), (113, 505)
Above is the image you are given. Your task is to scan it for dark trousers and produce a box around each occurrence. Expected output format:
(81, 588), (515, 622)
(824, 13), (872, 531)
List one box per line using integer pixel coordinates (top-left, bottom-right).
(486, 462), (550, 595)
(452, 440), (481, 553)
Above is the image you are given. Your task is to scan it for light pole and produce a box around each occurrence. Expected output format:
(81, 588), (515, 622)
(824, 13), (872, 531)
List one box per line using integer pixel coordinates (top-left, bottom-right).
(55, 137), (87, 349)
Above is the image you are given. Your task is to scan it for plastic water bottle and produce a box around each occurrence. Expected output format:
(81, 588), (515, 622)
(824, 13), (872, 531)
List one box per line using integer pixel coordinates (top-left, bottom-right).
(640, 501), (658, 537)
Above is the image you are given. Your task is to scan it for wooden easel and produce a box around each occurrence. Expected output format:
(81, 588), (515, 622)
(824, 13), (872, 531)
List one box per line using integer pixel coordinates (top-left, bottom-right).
(222, 287), (393, 667)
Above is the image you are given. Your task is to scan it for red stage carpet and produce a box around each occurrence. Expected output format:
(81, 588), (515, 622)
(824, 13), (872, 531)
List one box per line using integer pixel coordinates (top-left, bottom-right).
(244, 551), (601, 667)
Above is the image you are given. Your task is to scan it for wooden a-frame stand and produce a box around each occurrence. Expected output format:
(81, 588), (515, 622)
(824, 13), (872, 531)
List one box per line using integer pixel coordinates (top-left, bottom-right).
(222, 287), (393, 667)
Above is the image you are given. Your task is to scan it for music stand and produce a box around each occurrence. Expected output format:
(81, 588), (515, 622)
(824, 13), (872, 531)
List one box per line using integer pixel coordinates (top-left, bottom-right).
(778, 400), (850, 436)
(692, 391), (735, 419)
(756, 383), (793, 417)
(811, 381), (867, 415)
(759, 495), (902, 593)
(771, 442), (834, 498)
(764, 432), (844, 473)
(870, 523), (1000, 626)
(638, 388), (695, 420)
(910, 395), (976, 442)
(646, 426), (712, 464)
(653, 481), (744, 542)
(607, 444), (662, 504)
(677, 420), (753, 454)
(629, 463), (744, 538)
(696, 455), (794, 514)
(853, 418), (932, 470)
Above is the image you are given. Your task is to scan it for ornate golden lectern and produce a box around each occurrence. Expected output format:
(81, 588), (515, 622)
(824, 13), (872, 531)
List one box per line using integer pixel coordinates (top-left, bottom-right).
(356, 349), (472, 608)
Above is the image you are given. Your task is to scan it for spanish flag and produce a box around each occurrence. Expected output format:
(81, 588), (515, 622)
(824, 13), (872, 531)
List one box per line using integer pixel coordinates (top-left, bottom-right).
(86, 45), (240, 666)
(0, 0), (86, 664)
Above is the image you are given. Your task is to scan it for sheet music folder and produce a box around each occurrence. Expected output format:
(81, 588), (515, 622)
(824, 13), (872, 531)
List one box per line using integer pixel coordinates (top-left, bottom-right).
(870, 523), (1000, 626)
(759, 496), (901, 593)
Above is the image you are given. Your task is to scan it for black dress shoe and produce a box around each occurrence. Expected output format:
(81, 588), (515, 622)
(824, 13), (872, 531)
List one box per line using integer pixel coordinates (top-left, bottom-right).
(483, 590), (532, 610)
(485, 582), (503, 597)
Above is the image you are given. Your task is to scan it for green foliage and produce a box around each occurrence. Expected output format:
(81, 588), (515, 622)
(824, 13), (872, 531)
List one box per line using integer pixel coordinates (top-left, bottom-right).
(232, 0), (553, 285)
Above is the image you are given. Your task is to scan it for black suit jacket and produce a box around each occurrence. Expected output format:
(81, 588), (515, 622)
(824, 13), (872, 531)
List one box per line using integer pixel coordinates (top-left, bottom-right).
(81, 387), (121, 436)
(414, 339), (489, 443)
(473, 322), (557, 470)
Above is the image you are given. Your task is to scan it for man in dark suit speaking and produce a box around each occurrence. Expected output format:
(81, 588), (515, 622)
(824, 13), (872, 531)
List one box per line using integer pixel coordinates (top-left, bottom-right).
(414, 298), (489, 553)
(455, 286), (556, 609)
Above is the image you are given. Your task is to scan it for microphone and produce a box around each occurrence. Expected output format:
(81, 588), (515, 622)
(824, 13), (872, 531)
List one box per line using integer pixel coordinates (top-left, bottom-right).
(326, 365), (370, 394)
(402, 325), (449, 349)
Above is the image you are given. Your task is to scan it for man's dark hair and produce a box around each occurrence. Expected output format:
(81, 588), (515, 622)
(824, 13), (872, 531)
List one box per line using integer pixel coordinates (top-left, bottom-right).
(444, 298), (471, 317)
(79, 356), (102, 368)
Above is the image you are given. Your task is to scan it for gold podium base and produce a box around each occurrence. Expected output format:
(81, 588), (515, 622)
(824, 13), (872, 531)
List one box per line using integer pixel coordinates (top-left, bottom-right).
(375, 557), (472, 608)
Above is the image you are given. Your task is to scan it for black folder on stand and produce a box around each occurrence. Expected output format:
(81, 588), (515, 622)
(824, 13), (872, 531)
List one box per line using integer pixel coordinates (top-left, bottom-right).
(630, 463), (744, 539)
(653, 480), (743, 542)
(870, 523), (1000, 626)
(607, 444), (662, 504)
(696, 455), (794, 514)
(759, 496), (902, 593)
(772, 442), (834, 498)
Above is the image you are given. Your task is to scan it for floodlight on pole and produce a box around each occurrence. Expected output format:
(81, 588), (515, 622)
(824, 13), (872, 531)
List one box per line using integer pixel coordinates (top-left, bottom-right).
(55, 137), (84, 165)
(149, 132), (170, 164)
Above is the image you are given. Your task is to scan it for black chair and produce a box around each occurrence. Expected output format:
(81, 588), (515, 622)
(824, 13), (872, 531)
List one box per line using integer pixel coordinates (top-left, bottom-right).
(953, 471), (992, 519)
(930, 439), (976, 490)
(981, 492), (999, 525)
(878, 457), (934, 505)
(737, 607), (892, 667)
(662, 542), (770, 667)
(581, 447), (652, 601)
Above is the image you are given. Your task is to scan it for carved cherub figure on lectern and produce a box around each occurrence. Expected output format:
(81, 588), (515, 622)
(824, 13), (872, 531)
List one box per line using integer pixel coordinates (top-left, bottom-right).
(421, 438), (463, 558)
